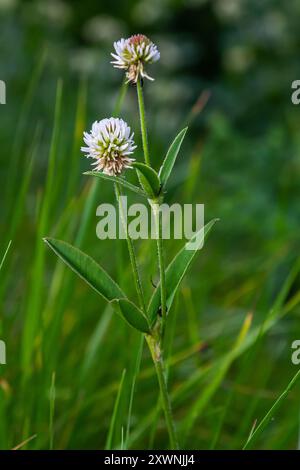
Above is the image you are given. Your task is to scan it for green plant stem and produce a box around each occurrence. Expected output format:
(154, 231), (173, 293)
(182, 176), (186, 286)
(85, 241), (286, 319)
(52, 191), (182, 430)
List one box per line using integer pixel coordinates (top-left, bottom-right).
(152, 201), (167, 335)
(136, 79), (150, 166)
(114, 183), (147, 315)
(136, 80), (167, 332)
(146, 335), (179, 449)
(136, 77), (174, 446)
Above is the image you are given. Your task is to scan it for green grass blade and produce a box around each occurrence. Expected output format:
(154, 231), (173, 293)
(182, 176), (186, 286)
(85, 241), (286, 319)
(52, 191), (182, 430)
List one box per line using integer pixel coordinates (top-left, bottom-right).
(172, 260), (300, 407)
(79, 305), (113, 382)
(66, 79), (87, 201)
(4, 49), (47, 220)
(243, 369), (300, 449)
(49, 372), (56, 450)
(12, 434), (38, 451)
(21, 79), (63, 373)
(112, 78), (129, 117)
(0, 241), (12, 273)
(105, 369), (127, 450)
(7, 125), (41, 242)
(125, 336), (144, 449)
(182, 313), (252, 442)
(0, 126), (41, 315)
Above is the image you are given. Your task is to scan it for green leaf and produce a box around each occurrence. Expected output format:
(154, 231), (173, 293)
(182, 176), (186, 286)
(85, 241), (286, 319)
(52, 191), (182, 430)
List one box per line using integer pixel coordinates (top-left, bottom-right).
(44, 238), (149, 333)
(111, 299), (150, 333)
(148, 219), (218, 324)
(84, 171), (146, 198)
(132, 162), (161, 199)
(44, 238), (125, 301)
(243, 368), (300, 449)
(159, 127), (188, 188)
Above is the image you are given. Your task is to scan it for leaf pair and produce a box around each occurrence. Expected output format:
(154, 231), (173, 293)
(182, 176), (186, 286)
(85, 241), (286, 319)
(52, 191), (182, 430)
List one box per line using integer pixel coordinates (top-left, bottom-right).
(127, 127), (188, 200)
(43, 238), (150, 334)
(44, 218), (218, 333)
(133, 127), (188, 199)
(46, 127), (215, 332)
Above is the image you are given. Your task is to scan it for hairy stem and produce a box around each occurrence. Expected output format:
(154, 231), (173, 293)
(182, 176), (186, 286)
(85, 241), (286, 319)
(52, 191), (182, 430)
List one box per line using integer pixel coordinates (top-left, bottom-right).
(114, 183), (147, 314)
(151, 201), (167, 335)
(113, 79), (145, 449)
(136, 79), (150, 166)
(146, 335), (179, 449)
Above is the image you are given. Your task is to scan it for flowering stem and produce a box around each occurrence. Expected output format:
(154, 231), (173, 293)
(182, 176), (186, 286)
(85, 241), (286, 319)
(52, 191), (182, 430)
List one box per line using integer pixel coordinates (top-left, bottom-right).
(136, 79), (151, 166)
(146, 335), (179, 449)
(135, 82), (175, 447)
(136, 81), (167, 333)
(114, 80), (146, 448)
(114, 183), (147, 314)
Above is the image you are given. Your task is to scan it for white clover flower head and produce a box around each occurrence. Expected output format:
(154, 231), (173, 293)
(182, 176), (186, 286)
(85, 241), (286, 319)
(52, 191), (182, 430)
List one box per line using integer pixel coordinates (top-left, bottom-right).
(111, 34), (160, 83)
(81, 118), (136, 176)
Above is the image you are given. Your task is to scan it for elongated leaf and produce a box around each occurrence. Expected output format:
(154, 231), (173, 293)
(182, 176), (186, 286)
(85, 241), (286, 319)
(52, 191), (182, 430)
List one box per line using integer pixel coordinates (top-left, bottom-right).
(44, 238), (149, 333)
(44, 238), (125, 301)
(132, 162), (160, 199)
(148, 219), (218, 324)
(159, 127), (188, 188)
(243, 368), (300, 449)
(111, 299), (150, 333)
(84, 171), (146, 198)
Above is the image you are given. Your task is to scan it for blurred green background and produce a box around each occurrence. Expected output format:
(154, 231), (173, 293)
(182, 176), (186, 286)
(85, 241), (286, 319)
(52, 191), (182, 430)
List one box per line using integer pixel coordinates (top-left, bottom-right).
(1, 0), (300, 450)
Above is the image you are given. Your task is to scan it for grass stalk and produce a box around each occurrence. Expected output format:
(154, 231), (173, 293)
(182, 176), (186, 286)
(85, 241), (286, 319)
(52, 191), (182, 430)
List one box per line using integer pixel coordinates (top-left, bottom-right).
(125, 335), (144, 448)
(113, 78), (129, 117)
(105, 369), (127, 450)
(243, 368), (300, 449)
